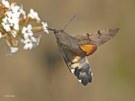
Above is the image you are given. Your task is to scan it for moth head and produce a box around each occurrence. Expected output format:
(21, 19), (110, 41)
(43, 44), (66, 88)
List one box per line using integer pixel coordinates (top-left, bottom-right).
(47, 27), (64, 34)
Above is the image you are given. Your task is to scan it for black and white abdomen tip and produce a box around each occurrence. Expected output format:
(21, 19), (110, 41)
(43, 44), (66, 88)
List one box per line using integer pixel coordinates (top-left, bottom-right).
(70, 57), (93, 86)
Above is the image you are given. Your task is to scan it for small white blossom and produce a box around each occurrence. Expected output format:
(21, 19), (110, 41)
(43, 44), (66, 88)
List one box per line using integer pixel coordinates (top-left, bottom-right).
(19, 5), (26, 19)
(41, 22), (49, 34)
(2, 3), (26, 32)
(2, 8), (20, 31)
(31, 36), (40, 47)
(35, 38), (40, 46)
(31, 37), (37, 43)
(21, 24), (40, 50)
(10, 47), (19, 53)
(0, 0), (49, 53)
(22, 24), (33, 39)
(10, 3), (20, 14)
(2, 0), (10, 8)
(23, 42), (33, 50)
(21, 38), (33, 50)
(13, 23), (19, 31)
(21, 36), (40, 50)
(28, 9), (41, 21)
(5, 12), (20, 30)
(2, 17), (11, 32)
(35, 35), (41, 46)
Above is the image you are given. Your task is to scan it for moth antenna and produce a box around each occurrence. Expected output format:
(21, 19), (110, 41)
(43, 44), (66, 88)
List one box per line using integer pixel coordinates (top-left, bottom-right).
(63, 15), (77, 30)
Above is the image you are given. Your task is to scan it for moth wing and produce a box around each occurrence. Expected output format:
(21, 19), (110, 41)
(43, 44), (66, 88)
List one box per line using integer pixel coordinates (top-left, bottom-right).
(76, 28), (119, 46)
(58, 42), (93, 86)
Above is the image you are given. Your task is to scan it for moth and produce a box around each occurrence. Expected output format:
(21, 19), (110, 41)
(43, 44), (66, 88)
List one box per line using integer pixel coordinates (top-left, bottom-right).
(47, 18), (119, 86)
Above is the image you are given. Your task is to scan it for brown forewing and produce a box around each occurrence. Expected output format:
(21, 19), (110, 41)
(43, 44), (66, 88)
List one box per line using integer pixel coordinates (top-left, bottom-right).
(77, 28), (119, 46)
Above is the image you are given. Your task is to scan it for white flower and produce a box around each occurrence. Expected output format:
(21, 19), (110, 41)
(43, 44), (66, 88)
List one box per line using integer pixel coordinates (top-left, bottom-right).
(21, 36), (40, 50)
(2, 3), (26, 32)
(28, 9), (41, 21)
(0, 0), (49, 54)
(2, 0), (10, 8)
(19, 5), (26, 19)
(30, 36), (40, 46)
(21, 24), (41, 50)
(2, 17), (11, 32)
(23, 42), (33, 50)
(5, 11), (20, 30)
(22, 24), (33, 39)
(13, 23), (19, 31)
(2, 9), (20, 31)
(35, 35), (41, 46)
(21, 39), (33, 50)
(10, 3), (20, 14)
(41, 22), (49, 34)
(10, 47), (19, 53)
(31, 36), (37, 43)
(0, 32), (2, 39)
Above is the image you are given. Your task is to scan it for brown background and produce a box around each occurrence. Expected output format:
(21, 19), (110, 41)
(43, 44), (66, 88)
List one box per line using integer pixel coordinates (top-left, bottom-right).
(0, 0), (135, 101)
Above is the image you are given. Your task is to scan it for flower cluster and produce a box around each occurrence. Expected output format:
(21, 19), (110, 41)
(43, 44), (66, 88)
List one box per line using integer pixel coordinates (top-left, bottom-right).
(0, 0), (49, 53)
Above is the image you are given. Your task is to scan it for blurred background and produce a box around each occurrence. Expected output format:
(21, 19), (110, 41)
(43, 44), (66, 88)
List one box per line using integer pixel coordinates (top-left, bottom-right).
(0, 0), (135, 101)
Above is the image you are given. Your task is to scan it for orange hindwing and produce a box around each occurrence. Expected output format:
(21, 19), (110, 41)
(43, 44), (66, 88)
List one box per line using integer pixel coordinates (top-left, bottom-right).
(80, 44), (97, 56)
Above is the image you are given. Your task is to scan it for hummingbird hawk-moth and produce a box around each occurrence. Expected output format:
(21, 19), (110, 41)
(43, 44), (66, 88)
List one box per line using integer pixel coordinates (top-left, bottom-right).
(47, 27), (119, 86)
